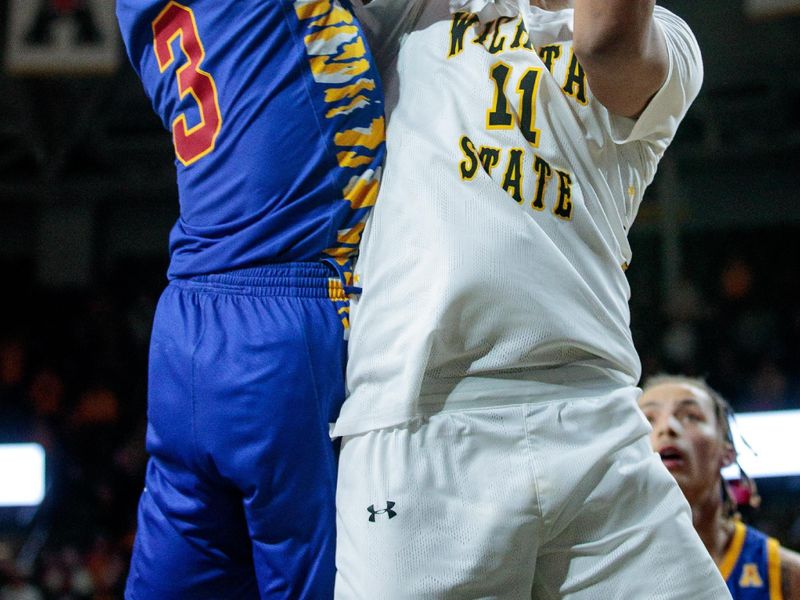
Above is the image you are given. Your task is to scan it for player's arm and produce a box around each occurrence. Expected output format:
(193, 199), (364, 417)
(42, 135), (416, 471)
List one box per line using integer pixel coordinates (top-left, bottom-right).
(572, 0), (668, 118)
(781, 546), (800, 600)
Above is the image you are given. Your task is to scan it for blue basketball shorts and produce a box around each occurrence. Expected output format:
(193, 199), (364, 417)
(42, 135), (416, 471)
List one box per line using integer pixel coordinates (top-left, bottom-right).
(125, 263), (349, 599)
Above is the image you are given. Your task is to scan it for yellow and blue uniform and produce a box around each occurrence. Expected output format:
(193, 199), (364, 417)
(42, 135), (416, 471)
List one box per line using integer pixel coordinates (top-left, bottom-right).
(116, 0), (385, 597)
(720, 521), (783, 600)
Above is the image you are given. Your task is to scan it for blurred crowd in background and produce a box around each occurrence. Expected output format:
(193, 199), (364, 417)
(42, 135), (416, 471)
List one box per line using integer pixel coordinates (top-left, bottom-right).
(630, 226), (800, 412)
(0, 258), (157, 599)
(0, 225), (799, 598)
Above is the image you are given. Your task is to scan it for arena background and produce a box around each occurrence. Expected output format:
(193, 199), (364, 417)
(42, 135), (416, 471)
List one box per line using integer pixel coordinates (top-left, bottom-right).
(0, 0), (798, 597)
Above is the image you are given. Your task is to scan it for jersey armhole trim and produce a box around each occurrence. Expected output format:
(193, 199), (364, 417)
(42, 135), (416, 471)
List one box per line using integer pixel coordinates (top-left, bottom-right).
(720, 521), (747, 581)
(767, 536), (784, 600)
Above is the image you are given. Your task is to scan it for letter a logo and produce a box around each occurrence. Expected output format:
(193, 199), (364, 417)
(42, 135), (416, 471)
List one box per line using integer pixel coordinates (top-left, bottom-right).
(739, 564), (764, 588)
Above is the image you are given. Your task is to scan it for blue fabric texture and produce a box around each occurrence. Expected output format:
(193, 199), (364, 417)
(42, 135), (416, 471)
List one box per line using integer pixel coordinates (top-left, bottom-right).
(126, 265), (347, 598)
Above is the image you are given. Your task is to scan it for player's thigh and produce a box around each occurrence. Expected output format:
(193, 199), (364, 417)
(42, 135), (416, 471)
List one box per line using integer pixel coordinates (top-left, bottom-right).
(532, 435), (730, 600)
(125, 456), (259, 600)
(130, 280), (346, 599)
(128, 285), (259, 599)
(239, 333), (342, 599)
(335, 407), (542, 600)
(196, 291), (346, 597)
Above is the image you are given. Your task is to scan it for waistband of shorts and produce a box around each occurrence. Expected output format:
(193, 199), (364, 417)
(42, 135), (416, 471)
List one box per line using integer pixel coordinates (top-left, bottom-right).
(170, 262), (346, 299)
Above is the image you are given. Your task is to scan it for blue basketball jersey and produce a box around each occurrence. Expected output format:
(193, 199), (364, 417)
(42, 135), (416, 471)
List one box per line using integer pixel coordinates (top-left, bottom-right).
(116, 0), (385, 279)
(720, 521), (783, 600)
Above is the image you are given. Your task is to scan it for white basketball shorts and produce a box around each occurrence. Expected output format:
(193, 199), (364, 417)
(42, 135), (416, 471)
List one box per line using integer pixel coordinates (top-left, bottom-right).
(334, 390), (731, 599)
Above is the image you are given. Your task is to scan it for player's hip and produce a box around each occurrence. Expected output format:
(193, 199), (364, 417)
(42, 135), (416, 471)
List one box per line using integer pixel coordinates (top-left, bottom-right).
(334, 395), (728, 599)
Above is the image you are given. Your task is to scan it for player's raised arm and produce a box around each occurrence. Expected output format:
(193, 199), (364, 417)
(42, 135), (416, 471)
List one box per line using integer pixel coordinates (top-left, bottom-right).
(572, 0), (668, 118)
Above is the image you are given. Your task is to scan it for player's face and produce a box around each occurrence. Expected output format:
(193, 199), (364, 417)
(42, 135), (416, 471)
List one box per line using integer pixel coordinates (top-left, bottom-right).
(638, 383), (731, 505)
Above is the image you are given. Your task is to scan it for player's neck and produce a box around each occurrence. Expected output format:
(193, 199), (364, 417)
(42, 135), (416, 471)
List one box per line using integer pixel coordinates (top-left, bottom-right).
(691, 490), (732, 565)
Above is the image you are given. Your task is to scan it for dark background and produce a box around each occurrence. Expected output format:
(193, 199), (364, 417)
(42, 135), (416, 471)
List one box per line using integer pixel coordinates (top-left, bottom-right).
(1, 0), (799, 597)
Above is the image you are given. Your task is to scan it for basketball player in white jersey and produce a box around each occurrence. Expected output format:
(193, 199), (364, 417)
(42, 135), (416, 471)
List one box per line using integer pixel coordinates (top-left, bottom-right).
(335, 1), (732, 597)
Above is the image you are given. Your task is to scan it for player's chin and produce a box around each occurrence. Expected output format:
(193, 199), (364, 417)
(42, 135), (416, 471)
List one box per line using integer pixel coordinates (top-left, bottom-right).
(660, 460), (691, 483)
(667, 467), (697, 492)
(661, 457), (687, 472)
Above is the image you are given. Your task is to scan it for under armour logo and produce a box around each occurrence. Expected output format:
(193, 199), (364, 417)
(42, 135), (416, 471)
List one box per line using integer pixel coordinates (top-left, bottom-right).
(367, 502), (397, 522)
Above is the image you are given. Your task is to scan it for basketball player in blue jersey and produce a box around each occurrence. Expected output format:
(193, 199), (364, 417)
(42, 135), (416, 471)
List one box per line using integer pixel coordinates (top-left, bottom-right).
(640, 376), (800, 599)
(115, 1), (385, 597)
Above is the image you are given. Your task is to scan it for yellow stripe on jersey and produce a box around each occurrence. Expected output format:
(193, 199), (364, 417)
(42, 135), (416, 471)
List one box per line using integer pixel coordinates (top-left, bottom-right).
(335, 117), (385, 150)
(343, 170), (380, 209)
(303, 26), (360, 59)
(326, 95), (371, 118)
(309, 55), (370, 81)
(340, 38), (367, 61)
(304, 24), (358, 47)
(337, 151), (373, 168)
(335, 222), (366, 246)
(291, 0), (384, 269)
(294, 0), (331, 21)
(310, 5), (354, 28)
(324, 246), (354, 260)
(324, 78), (376, 103)
(720, 521), (747, 581)
(767, 537), (783, 600)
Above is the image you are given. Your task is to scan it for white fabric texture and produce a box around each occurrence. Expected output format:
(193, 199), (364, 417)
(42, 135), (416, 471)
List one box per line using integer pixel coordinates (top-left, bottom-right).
(335, 392), (730, 598)
(336, 3), (703, 437)
(449, 0), (528, 23)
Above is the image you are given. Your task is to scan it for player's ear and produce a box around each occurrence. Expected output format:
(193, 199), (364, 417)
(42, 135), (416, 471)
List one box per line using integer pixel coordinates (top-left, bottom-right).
(720, 441), (736, 469)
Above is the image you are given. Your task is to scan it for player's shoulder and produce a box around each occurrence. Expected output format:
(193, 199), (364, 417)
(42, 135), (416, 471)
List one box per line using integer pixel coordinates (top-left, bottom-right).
(652, 5), (693, 30)
(780, 545), (800, 600)
(652, 5), (700, 57)
(651, 5), (703, 99)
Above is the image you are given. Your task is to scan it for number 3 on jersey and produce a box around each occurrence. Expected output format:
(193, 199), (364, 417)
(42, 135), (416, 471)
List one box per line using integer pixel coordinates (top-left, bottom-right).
(153, 1), (222, 166)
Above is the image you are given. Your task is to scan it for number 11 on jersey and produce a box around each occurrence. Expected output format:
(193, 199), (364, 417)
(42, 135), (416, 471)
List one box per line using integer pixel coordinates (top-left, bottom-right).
(486, 62), (543, 147)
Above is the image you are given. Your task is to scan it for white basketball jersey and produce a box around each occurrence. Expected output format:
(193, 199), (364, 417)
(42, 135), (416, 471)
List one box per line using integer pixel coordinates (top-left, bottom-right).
(334, 1), (703, 436)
